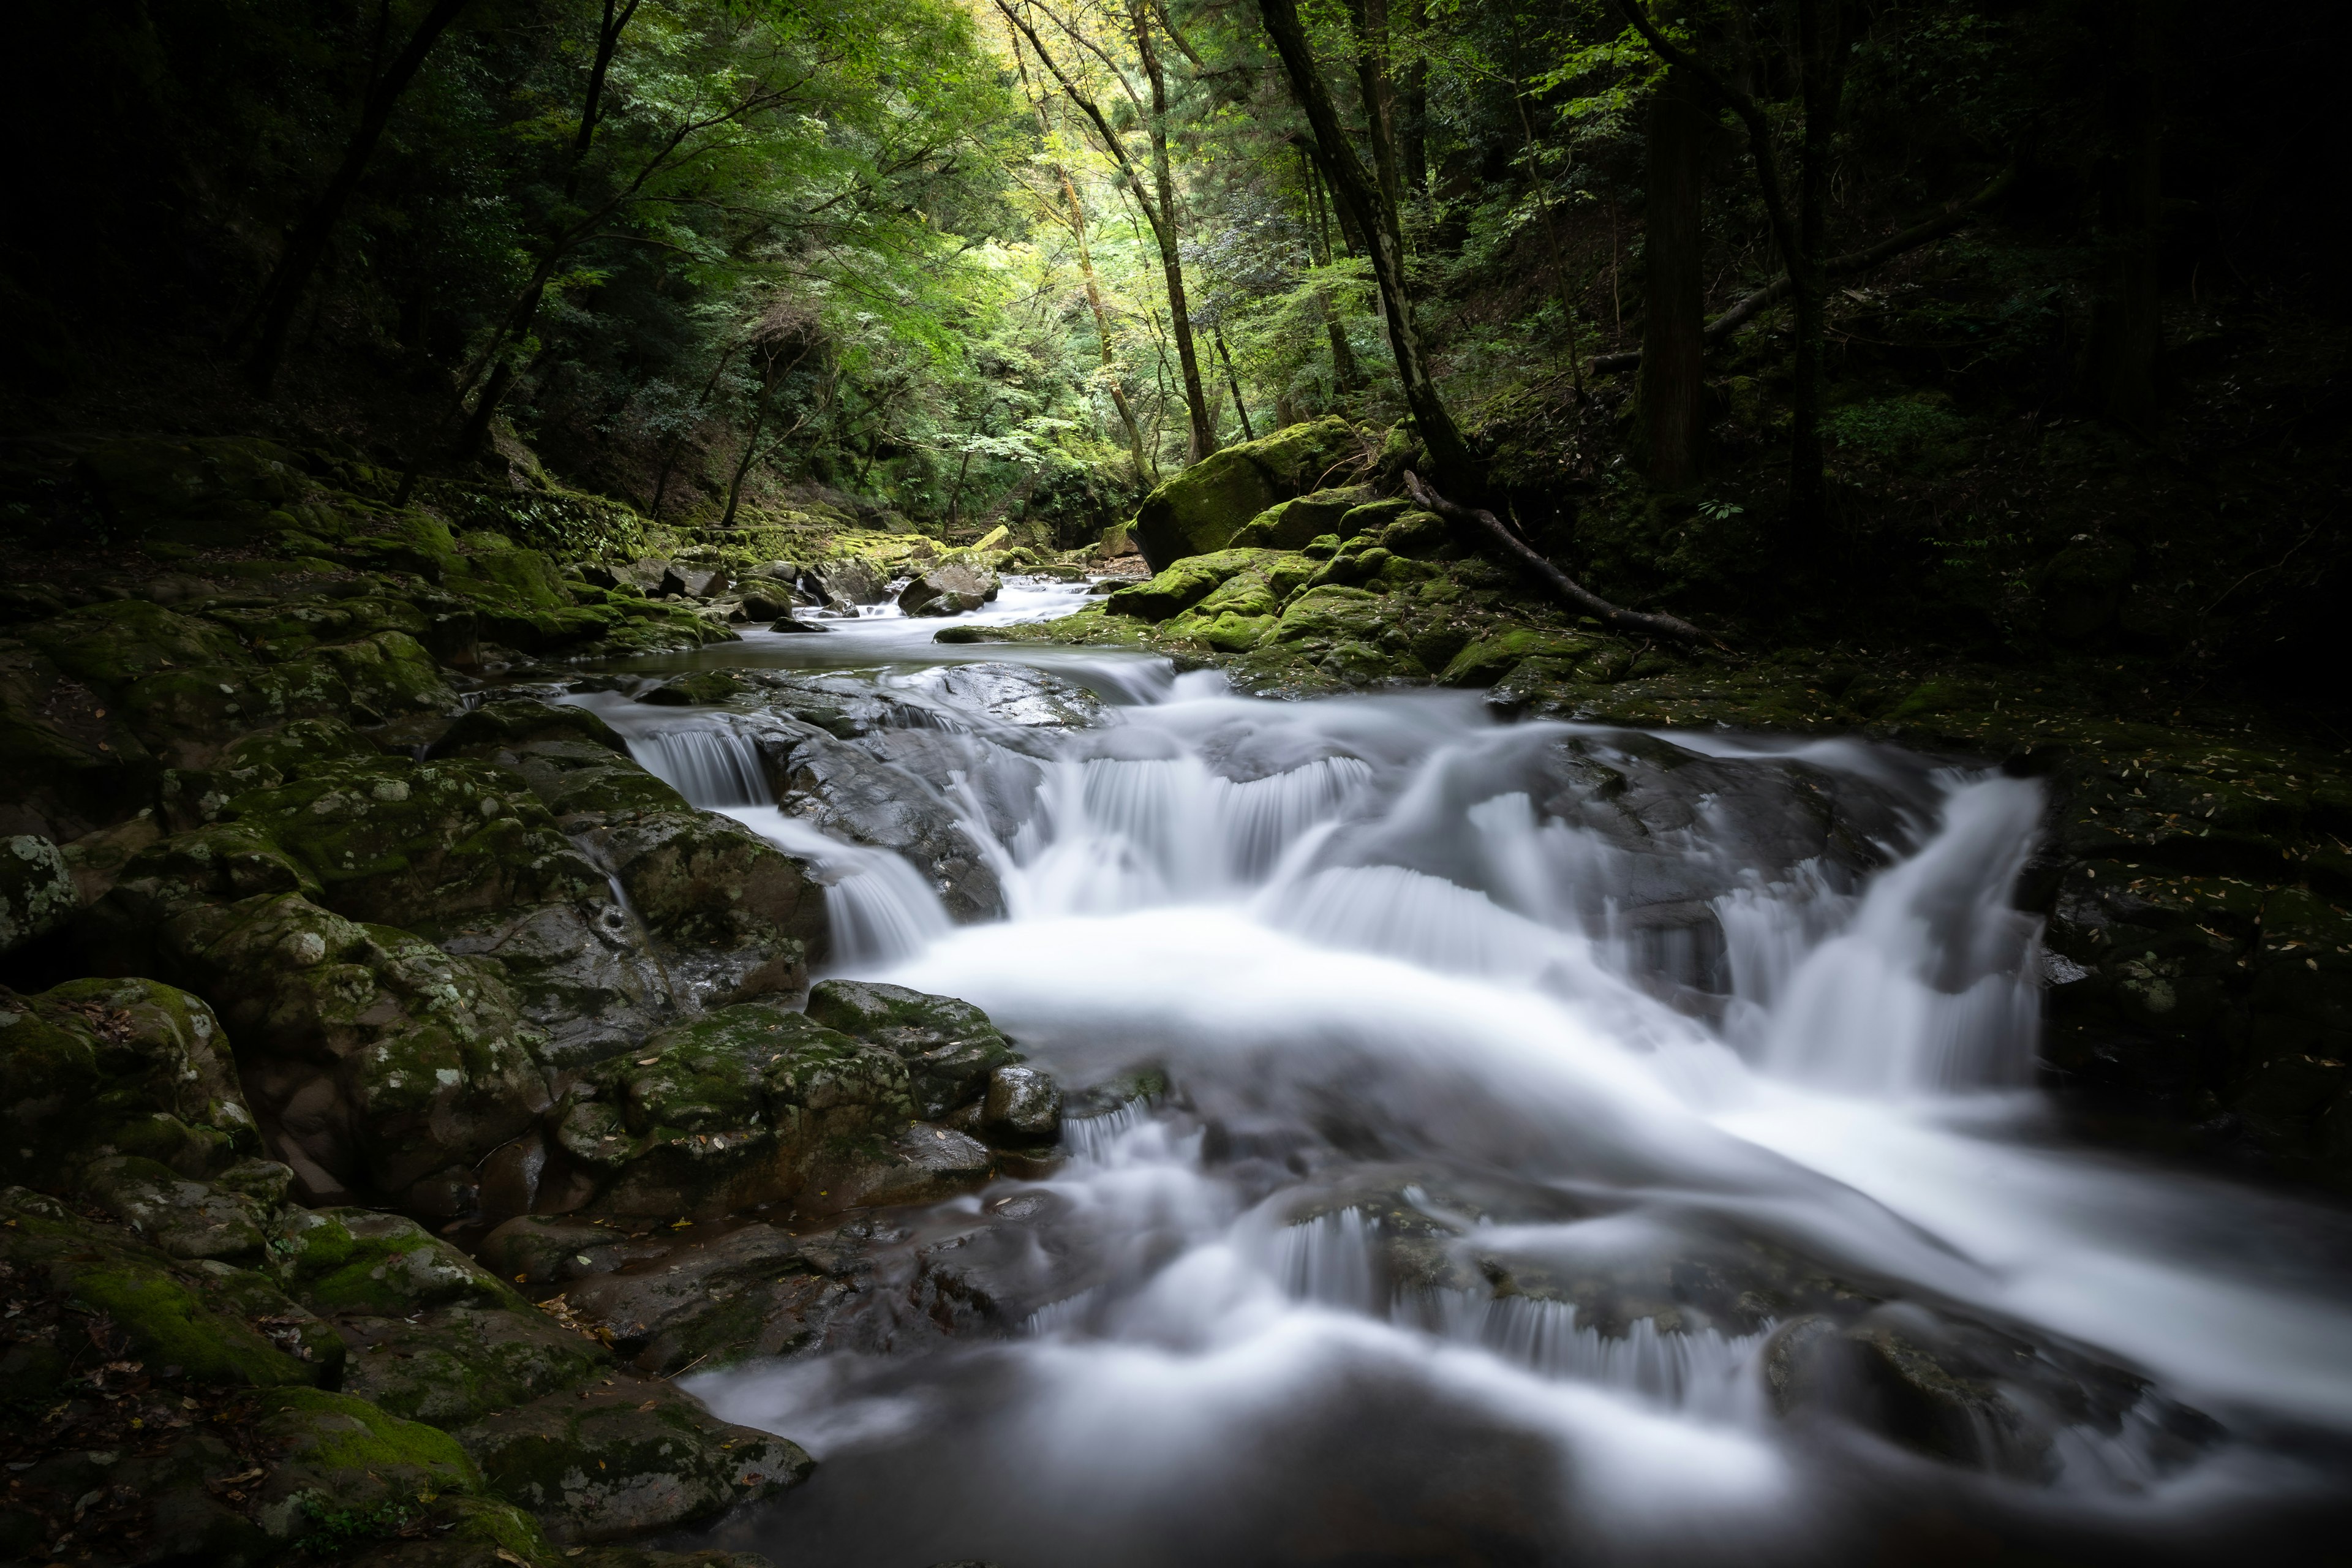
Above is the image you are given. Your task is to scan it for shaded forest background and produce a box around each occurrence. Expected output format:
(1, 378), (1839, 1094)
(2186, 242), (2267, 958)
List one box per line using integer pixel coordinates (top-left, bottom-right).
(2, 0), (2346, 712)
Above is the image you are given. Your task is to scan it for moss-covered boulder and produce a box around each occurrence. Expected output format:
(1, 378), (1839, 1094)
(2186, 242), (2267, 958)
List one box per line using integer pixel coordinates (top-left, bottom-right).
(165, 892), (550, 1213)
(554, 1003), (912, 1217)
(336, 1302), (608, 1427)
(1131, 418), (1363, 568)
(0, 637), (160, 842)
(899, 560), (1000, 616)
(455, 1376), (811, 1544)
(807, 979), (1019, 1121)
(551, 1223), (838, 1375)
(1438, 628), (1598, 688)
(0, 977), (259, 1183)
(1104, 547), (1281, 621)
(1229, 484), (1378, 551)
(17, 597), (252, 687)
(274, 1205), (526, 1316)
(251, 1387), (484, 1542)
(1, 833), (75, 952)
(81, 1154), (276, 1264)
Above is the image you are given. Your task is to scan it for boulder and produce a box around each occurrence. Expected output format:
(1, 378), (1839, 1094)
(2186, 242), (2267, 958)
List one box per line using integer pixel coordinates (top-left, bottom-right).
(1229, 485), (1378, 551)
(554, 1221), (846, 1374)
(163, 892), (551, 1213)
(334, 1301), (609, 1427)
(81, 1155), (276, 1264)
(75, 436), (307, 547)
(660, 564), (731, 600)
(454, 1375), (811, 1544)
(807, 979), (1020, 1121)
(809, 558), (888, 609)
(984, 1064), (1063, 1141)
(0, 637), (160, 842)
(0, 977), (260, 1184)
(1, 833), (76, 952)
(1131, 417), (1362, 569)
(899, 561), (1000, 617)
(273, 1204), (527, 1316)
(752, 720), (1005, 921)
(551, 1003), (914, 1218)
(1104, 547), (1280, 621)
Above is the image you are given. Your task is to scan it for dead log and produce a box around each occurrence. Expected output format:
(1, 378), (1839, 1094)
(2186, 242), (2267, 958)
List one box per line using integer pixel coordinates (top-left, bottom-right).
(1403, 472), (1720, 646)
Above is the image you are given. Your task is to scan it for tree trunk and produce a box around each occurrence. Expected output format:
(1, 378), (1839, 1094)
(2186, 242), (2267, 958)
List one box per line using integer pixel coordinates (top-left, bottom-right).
(1347, 0), (1403, 220)
(1216, 329), (1256, 440)
(1259, 0), (1476, 492)
(1638, 66), (1708, 490)
(2087, 0), (2162, 426)
(242, 0), (473, 392)
(1132, 2), (1218, 461)
(1400, 2), (1429, 195)
(1301, 153), (1363, 396)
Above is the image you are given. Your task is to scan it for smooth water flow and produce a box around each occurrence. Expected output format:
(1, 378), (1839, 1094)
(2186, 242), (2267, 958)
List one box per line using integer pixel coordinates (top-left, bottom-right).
(588, 582), (2352, 1564)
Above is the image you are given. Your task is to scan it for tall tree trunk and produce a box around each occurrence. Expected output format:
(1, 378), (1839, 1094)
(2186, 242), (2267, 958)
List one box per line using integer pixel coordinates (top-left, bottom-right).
(1348, 0), (1402, 219)
(1400, 2), (1429, 195)
(2087, 0), (2162, 426)
(242, 0), (473, 392)
(1301, 153), (1363, 396)
(1638, 66), (1708, 489)
(1131, 2), (1218, 461)
(1259, 0), (1476, 492)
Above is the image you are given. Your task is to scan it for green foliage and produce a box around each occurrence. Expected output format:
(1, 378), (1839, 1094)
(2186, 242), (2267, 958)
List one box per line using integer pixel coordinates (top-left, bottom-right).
(1824, 398), (1975, 468)
(293, 1491), (422, 1555)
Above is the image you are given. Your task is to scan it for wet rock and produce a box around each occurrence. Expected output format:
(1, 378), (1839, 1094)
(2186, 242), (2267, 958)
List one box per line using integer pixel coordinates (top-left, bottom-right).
(165, 892), (550, 1212)
(1132, 417), (1362, 568)
(0, 636), (160, 842)
(983, 1065), (1062, 1141)
(899, 562), (1000, 617)
(1, 832), (77, 952)
(552, 1003), (913, 1218)
(1438, 629), (1597, 688)
(807, 979), (1019, 1121)
(454, 1375), (811, 1543)
(479, 1215), (675, 1288)
(274, 1205), (527, 1316)
(0, 976), (260, 1184)
(251, 1387), (485, 1542)
(639, 671), (748, 707)
(767, 614), (827, 633)
(815, 1123), (994, 1212)
(753, 721), (1004, 921)
(809, 558), (888, 610)
(1105, 547), (1278, 621)
(559, 1221), (846, 1374)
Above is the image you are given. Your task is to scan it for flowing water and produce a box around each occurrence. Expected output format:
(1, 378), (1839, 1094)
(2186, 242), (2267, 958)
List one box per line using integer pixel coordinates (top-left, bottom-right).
(586, 581), (2352, 1565)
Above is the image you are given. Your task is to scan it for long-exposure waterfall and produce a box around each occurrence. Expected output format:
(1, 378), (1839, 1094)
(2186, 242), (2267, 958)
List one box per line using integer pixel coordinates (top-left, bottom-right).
(537, 581), (2352, 1567)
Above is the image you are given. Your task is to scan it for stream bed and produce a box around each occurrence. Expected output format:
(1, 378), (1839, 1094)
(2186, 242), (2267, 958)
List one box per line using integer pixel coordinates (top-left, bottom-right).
(572, 580), (2352, 1565)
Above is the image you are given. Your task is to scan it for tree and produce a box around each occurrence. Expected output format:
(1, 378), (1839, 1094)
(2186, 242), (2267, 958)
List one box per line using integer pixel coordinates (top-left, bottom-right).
(1638, 62), (1708, 490)
(239, 0), (475, 393)
(1257, 0), (1477, 492)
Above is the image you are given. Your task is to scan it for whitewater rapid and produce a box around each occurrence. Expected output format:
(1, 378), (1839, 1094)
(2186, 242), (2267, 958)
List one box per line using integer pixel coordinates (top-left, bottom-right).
(581, 578), (2352, 1565)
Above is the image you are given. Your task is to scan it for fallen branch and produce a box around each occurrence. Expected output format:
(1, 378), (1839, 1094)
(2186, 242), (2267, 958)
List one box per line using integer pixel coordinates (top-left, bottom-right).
(1587, 167), (2017, 376)
(1403, 472), (1719, 646)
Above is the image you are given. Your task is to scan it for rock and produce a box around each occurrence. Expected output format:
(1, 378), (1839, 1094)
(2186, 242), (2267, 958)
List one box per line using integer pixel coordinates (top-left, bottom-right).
(639, 671), (747, 707)
(0, 636), (160, 842)
(0, 1186), (323, 1387)
(1229, 485), (1378, 551)
(551, 1003), (913, 1218)
(1438, 629), (1597, 688)
(164, 892), (551, 1213)
(898, 562), (1000, 617)
(0, 977), (260, 1184)
(274, 1205), (527, 1316)
(0, 832), (76, 952)
(2039, 538), (2136, 643)
(808, 979), (1019, 1121)
(983, 1065), (1062, 1141)
(454, 1375), (811, 1543)
(81, 1155), (273, 1263)
(816, 1123), (993, 1210)
(478, 1215), (674, 1289)
(75, 435), (306, 547)
(661, 564), (732, 600)
(434, 698), (633, 760)
(752, 720), (1005, 921)
(1104, 547), (1278, 620)
(251, 1387), (484, 1543)
(334, 1301), (609, 1427)
(808, 559), (888, 609)
(1131, 417), (1363, 569)
(58, 810), (164, 902)
(559, 1221), (845, 1374)
(767, 615), (827, 633)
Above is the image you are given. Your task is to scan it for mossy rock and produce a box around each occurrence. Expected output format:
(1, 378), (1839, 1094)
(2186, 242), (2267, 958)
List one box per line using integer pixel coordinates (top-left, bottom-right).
(433, 696), (631, 760)
(167, 892), (549, 1209)
(1438, 628), (1597, 688)
(276, 1206), (529, 1316)
(557, 1003), (911, 1217)
(806, 978), (1018, 1121)
(639, 670), (749, 707)
(305, 630), (459, 718)
(210, 714), (385, 794)
(118, 657), (359, 769)
(336, 1302), (608, 1427)
(1104, 547), (1280, 620)
(335, 508), (467, 581)
(0, 639), (162, 841)
(1268, 584), (1392, 649)
(455, 1376), (810, 1544)
(459, 547), (575, 610)
(251, 1387), (484, 1542)
(202, 594), (433, 662)
(17, 598), (252, 688)
(1131, 418), (1363, 568)
(215, 752), (602, 937)
(0, 1189), (319, 1387)
(1229, 485), (1378, 551)
(1, 832), (75, 953)
(0, 976), (259, 1183)
(82, 1153), (273, 1263)
(594, 807), (826, 963)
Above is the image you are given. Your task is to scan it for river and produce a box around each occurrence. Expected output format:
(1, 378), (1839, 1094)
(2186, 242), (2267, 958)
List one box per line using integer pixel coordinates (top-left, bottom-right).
(576, 578), (2352, 1565)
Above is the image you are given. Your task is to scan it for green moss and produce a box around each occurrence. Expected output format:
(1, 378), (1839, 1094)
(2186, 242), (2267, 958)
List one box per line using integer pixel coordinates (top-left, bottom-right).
(20, 600), (252, 687)
(70, 1264), (315, 1385)
(1131, 418), (1362, 567)
(1437, 628), (1596, 687)
(277, 1208), (526, 1316)
(1104, 548), (1280, 620)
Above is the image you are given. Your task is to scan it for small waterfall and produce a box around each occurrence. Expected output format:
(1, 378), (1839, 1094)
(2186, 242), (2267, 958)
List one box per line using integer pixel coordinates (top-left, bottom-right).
(1272, 1208), (1380, 1313)
(1060, 1096), (1152, 1162)
(1423, 1293), (1767, 1409)
(637, 725), (771, 808)
(715, 805), (952, 967)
